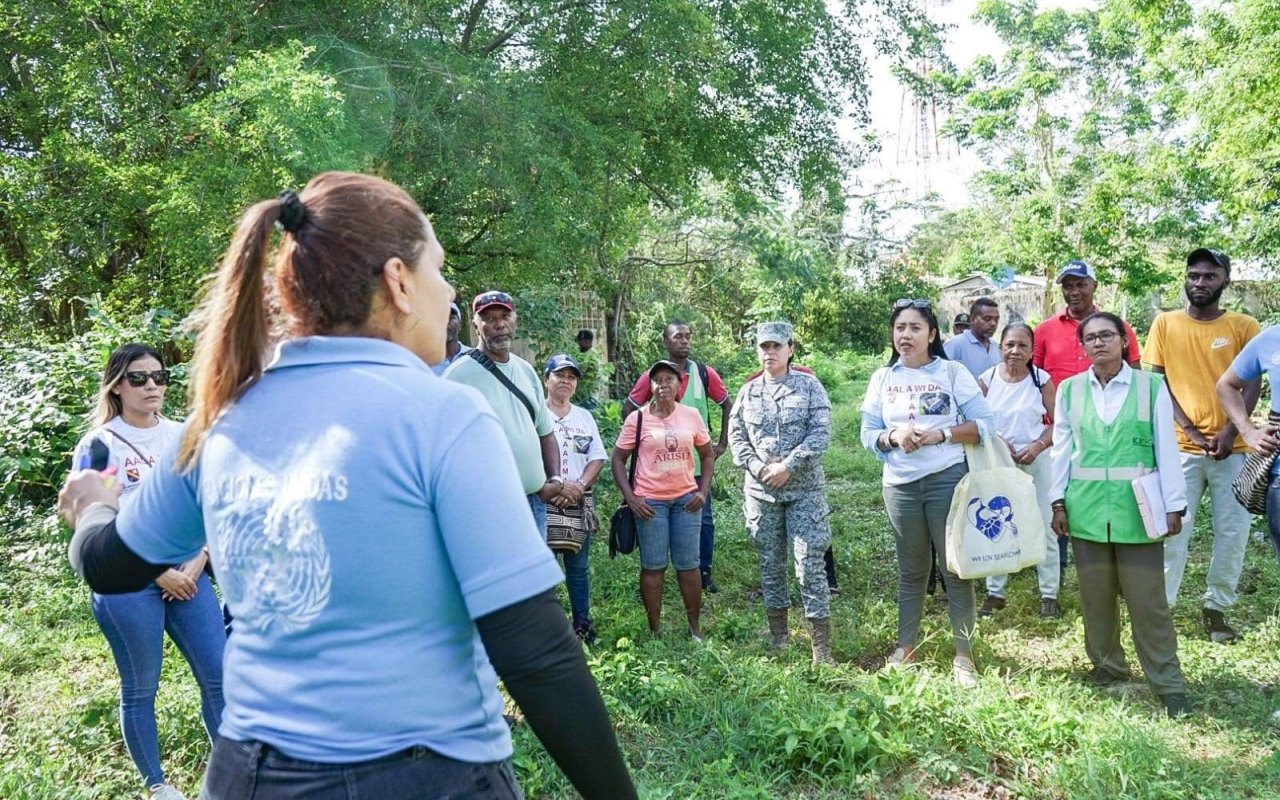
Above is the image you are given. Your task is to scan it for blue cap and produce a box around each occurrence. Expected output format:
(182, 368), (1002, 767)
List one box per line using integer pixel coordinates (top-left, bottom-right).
(1056, 260), (1097, 283)
(449, 302), (460, 317)
(544, 354), (582, 377)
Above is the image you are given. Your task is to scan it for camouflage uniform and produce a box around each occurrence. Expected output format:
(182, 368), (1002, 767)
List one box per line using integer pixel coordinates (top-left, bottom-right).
(728, 324), (833, 619)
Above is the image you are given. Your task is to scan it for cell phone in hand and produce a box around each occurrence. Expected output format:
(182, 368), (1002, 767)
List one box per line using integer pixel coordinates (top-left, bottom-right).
(89, 438), (110, 471)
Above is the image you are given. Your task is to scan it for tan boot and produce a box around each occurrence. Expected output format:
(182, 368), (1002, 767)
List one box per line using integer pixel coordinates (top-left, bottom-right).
(809, 617), (835, 665)
(766, 607), (790, 651)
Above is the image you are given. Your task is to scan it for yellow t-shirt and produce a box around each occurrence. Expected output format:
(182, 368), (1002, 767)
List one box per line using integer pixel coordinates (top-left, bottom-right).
(1144, 309), (1261, 454)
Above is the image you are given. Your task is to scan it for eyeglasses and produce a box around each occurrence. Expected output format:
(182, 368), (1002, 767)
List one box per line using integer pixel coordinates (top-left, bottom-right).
(1082, 330), (1119, 346)
(123, 370), (172, 387)
(894, 299), (932, 310)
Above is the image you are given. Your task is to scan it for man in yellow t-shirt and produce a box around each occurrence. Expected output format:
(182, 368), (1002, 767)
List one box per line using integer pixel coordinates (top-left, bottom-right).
(1144, 248), (1261, 643)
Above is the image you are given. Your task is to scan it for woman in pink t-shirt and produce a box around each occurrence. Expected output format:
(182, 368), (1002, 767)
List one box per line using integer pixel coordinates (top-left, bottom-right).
(612, 360), (715, 639)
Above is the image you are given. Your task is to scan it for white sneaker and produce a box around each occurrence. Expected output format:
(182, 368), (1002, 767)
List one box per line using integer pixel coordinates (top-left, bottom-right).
(883, 646), (917, 670)
(149, 784), (188, 800)
(952, 655), (979, 688)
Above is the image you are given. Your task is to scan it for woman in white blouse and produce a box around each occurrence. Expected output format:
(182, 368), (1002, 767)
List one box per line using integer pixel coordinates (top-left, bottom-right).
(976, 323), (1061, 619)
(1048, 312), (1190, 717)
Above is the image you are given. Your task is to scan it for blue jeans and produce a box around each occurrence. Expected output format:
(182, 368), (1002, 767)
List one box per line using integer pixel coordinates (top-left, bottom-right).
(1266, 472), (1280, 567)
(527, 493), (548, 542)
(92, 575), (226, 789)
(636, 493), (701, 571)
(699, 496), (715, 574)
(559, 534), (591, 627)
(200, 738), (523, 800)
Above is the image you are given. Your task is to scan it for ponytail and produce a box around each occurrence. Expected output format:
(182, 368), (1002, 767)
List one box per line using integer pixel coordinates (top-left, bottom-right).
(177, 172), (431, 471)
(178, 199), (280, 470)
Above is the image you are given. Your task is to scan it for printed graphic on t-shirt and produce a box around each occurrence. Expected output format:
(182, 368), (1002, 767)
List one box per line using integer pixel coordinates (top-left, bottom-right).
(1210, 337), (1230, 350)
(884, 377), (955, 424)
(919, 392), (952, 417)
(652, 429), (690, 473)
(214, 469), (346, 633)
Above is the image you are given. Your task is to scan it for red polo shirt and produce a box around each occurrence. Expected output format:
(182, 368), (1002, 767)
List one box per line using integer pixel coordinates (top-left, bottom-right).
(1033, 308), (1141, 388)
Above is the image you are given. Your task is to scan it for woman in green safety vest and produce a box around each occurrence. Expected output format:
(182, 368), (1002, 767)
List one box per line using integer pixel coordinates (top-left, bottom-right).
(1048, 312), (1192, 718)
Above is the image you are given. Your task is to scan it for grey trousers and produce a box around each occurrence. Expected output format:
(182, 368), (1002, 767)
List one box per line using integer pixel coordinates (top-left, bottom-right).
(882, 462), (976, 652)
(1073, 537), (1187, 696)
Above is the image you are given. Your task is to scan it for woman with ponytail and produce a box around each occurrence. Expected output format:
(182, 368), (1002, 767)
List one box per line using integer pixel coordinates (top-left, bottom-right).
(72, 344), (225, 800)
(58, 173), (636, 800)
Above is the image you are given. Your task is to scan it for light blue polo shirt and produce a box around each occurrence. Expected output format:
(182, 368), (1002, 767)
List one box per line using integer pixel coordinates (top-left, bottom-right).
(116, 336), (563, 764)
(944, 329), (1002, 379)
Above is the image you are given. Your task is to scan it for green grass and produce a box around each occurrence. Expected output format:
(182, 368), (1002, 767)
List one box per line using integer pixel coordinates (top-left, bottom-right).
(2, 380), (1279, 798)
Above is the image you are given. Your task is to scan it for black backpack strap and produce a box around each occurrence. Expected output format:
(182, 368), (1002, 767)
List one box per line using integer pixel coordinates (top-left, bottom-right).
(467, 349), (537, 422)
(628, 412), (643, 487)
(697, 361), (709, 395)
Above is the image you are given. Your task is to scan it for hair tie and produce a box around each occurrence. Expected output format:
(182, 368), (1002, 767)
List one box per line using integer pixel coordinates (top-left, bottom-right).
(277, 190), (307, 233)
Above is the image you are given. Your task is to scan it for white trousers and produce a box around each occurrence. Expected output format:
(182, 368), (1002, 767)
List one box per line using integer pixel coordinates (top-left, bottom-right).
(1163, 452), (1250, 610)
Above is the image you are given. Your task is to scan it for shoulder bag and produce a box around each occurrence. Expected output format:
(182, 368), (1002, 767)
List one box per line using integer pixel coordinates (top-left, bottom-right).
(608, 411), (643, 558)
(1231, 410), (1280, 514)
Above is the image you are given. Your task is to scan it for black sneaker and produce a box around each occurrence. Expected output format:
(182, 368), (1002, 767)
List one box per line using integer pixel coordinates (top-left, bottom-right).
(1084, 666), (1132, 687)
(573, 621), (598, 646)
(1162, 693), (1192, 718)
(978, 596), (1006, 617)
(1039, 597), (1061, 619)
(1202, 608), (1237, 644)
(829, 585), (842, 597)
(701, 570), (719, 594)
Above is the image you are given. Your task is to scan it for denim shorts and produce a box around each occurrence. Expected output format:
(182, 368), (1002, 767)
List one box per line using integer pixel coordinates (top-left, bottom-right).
(200, 738), (523, 800)
(636, 493), (701, 571)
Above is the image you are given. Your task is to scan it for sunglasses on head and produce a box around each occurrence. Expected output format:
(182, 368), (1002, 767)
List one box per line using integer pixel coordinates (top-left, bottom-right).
(894, 299), (932, 310)
(123, 370), (171, 388)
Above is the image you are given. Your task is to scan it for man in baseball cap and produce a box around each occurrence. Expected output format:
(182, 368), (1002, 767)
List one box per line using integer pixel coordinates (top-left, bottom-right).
(952, 313), (971, 336)
(429, 302), (472, 376)
(445, 289), (563, 538)
(1033, 259), (1142, 582)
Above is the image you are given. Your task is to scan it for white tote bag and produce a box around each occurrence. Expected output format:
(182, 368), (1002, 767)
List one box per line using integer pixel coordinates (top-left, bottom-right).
(945, 436), (1047, 580)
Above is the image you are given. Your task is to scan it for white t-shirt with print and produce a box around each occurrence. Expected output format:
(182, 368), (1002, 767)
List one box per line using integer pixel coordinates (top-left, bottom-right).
(867, 360), (981, 484)
(72, 416), (182, 509)
(549, 404), (607, 484)
(979, 365), (1051, 450)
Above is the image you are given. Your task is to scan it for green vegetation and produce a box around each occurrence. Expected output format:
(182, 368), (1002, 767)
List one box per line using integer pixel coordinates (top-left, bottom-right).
(4, 376), (1277, 799)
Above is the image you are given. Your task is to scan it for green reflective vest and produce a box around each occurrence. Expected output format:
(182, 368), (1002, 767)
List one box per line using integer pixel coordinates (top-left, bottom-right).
(1061, 369), (1162, 545)
(680, 360), (710, 478)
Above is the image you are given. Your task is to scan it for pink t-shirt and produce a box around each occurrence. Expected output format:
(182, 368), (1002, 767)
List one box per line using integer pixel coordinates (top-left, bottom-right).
(616, 404), (711, 500)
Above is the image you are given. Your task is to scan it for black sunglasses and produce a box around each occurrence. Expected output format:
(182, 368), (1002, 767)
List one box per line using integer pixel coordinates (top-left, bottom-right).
(894, 299), (932, 310)
(475, 291), (514, 305)
(123, 370), (172, 388)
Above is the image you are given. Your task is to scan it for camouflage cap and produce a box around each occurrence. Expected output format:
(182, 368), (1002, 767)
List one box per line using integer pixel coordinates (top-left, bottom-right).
(756, 321), (793, 346)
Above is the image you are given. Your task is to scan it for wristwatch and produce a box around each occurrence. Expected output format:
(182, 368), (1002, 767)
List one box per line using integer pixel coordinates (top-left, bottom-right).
(547, 475), (564, 485)
(940, 427), (953, 445)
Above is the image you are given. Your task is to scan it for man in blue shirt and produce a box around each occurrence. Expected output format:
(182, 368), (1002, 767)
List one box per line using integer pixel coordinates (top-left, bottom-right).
(1218, 324), (1280, 567)
(944, 297), (1001, 379)
(429, 303), (472, 376)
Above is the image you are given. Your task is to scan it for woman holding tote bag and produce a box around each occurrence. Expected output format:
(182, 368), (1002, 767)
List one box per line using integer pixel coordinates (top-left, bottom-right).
(1049, 312), (1191, 718)
(976, 323), (1062, 620)
(859, 299), (995, 687)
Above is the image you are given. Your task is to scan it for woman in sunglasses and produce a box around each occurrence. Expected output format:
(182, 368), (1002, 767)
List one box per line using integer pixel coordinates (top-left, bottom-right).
(58, 173), (634, 800)
(71, 343), (225, 800)
(859, 299), (995, 686)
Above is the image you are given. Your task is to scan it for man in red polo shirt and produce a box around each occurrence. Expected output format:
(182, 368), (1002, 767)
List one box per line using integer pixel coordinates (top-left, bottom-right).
(1033, 260), (1141, 581)
(1034, 260), (1141, 387)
